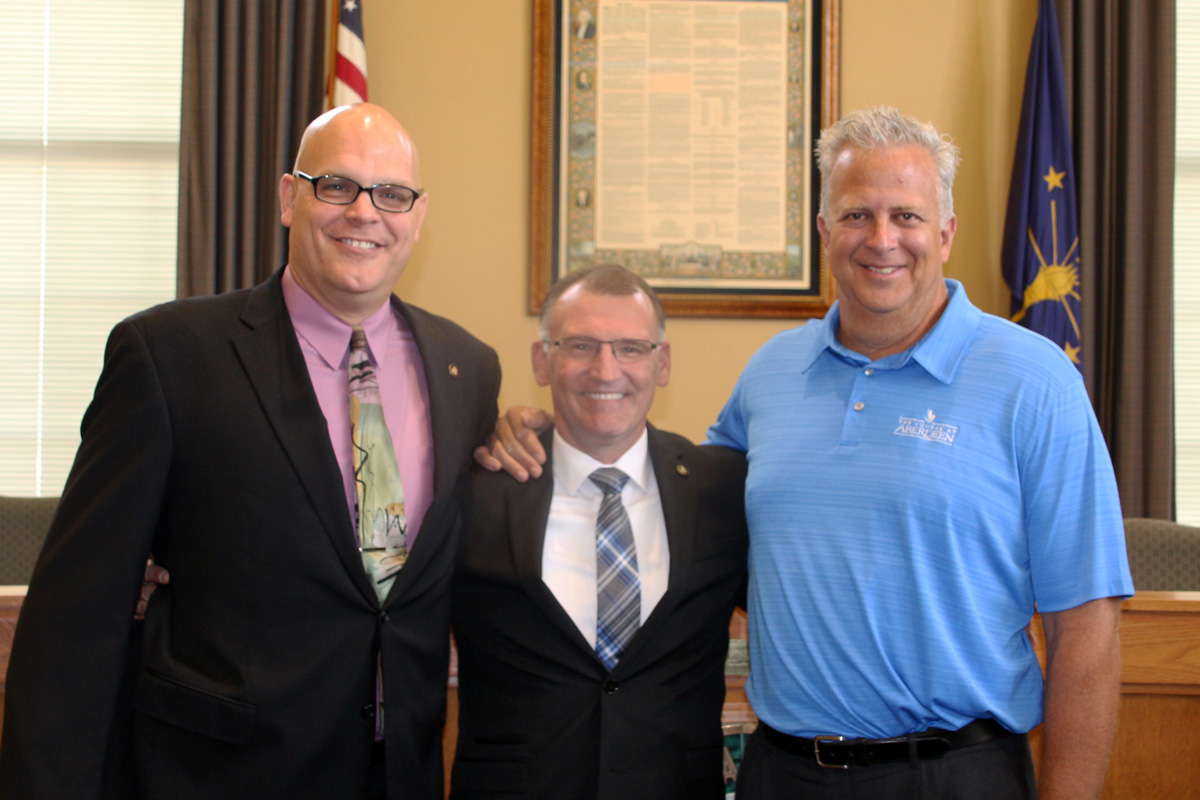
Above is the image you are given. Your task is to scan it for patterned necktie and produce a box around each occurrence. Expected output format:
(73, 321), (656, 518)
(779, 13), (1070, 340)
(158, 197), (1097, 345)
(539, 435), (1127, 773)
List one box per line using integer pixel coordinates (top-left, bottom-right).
(589, 467), (640, 670)
(349, 325), (407, 603)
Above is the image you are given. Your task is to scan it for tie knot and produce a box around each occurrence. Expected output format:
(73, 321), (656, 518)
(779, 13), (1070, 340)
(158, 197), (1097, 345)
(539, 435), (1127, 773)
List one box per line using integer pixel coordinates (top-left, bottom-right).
(589, 467), (629, 497)
(348, 325), (378, 393)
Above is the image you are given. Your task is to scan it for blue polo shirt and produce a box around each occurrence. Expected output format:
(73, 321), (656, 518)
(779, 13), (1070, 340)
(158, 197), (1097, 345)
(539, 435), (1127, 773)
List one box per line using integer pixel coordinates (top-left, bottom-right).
(707, 279), (1132, 739)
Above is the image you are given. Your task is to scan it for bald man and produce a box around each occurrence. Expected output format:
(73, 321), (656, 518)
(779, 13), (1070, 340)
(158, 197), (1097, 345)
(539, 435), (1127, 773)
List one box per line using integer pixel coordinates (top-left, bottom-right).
(0, 104), (500, 800)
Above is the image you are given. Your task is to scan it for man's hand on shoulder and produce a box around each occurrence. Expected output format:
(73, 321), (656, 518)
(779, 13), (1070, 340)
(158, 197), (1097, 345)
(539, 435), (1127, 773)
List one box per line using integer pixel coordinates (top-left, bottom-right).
(472, 406), (554, 482)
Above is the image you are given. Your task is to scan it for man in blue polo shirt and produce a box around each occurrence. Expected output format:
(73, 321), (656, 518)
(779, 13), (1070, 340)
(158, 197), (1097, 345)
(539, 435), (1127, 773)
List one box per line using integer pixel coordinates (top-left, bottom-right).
(480, 106), (1132, 800)
(705, 106), (1131, 800)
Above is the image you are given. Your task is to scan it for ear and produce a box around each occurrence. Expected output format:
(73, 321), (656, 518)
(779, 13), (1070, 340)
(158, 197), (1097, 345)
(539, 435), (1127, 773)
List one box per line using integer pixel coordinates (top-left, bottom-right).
(655, 341), (671, 388)
(531, 340), (551, 387)
(940, 214), (957, 262)
(817, 214), (831, 248)
(410, 192), (429, 242)
(279, 173), (296, 228)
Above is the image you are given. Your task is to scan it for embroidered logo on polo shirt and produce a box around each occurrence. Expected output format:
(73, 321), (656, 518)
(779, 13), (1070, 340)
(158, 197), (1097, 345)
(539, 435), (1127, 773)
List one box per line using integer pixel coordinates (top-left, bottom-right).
(894, 409), (958, 445)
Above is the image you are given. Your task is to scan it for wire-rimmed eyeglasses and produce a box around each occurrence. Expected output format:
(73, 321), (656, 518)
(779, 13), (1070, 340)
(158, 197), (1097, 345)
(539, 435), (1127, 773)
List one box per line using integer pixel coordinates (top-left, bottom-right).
(293, 171), (423, 213)
(543, 336), (661, 363)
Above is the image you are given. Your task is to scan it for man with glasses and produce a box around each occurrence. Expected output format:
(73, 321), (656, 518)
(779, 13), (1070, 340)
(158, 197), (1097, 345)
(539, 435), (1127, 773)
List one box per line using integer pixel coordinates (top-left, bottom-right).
(0, 104), (500, 800)
(479, 107), (1132, 799)
(450, 265), (748, 799)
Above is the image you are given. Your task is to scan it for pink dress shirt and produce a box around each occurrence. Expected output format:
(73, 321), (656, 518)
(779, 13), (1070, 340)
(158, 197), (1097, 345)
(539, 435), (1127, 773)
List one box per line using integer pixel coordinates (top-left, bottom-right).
(281, 268), (434, 548)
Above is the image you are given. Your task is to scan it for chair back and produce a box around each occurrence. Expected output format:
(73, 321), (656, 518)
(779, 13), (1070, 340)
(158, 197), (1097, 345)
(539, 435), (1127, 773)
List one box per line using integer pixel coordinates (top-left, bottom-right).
(0, 495), (59, 584)
(1123, 517), (1200, 591)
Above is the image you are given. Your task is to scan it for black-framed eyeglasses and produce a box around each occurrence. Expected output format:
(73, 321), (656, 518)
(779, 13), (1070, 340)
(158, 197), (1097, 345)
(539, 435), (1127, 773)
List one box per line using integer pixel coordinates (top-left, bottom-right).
(293, 170), (423, 213)
(544, 336), (661, 363)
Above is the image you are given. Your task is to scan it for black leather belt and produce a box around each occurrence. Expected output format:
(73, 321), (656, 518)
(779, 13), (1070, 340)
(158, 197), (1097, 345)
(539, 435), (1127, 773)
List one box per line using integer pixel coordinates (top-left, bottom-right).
(759, 719), (1013, 769)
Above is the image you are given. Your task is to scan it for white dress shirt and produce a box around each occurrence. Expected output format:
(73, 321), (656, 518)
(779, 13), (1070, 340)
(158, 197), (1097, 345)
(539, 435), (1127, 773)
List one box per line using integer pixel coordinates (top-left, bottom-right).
(541, 429), (670, 647)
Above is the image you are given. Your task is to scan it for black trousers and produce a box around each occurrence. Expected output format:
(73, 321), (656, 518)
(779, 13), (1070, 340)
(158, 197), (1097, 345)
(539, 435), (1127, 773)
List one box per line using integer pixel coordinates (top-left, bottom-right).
(734, 725), (1038, 800)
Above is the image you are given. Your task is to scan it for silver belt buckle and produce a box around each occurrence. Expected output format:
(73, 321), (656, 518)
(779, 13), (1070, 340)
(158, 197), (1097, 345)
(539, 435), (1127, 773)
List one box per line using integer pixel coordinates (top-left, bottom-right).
(813, 734), (849, 769)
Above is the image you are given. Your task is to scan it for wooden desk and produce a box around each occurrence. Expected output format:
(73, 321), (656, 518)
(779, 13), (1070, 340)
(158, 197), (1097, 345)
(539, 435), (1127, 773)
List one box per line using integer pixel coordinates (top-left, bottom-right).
(4, 591), (1199, 799)
(1026, 592), (1200, 799)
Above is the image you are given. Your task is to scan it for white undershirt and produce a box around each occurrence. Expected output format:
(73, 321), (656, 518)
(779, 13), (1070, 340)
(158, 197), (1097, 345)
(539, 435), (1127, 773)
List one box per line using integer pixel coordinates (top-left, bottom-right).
(541, 429), (670, 646)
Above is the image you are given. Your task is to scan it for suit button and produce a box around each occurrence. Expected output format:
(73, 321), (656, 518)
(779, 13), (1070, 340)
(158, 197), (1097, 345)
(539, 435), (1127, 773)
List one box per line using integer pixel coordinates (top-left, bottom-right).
(604, 680), (619, 694)
(379, 611), (390, 623)
(361, 703), (376, 719)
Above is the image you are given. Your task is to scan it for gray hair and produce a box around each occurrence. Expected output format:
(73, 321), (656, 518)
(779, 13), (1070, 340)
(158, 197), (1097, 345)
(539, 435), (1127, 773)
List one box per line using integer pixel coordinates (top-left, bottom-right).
(816, 106), (960, 225)
(538, 264), (666, 342)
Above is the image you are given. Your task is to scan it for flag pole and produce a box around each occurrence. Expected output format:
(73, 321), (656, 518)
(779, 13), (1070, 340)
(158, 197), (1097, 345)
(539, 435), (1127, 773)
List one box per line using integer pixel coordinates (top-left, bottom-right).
(326, 0), (340, 109)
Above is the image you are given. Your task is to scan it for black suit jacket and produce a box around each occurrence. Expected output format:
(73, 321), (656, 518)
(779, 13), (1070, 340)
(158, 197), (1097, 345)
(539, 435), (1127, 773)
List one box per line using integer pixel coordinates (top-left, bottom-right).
(450, 426), (748, 800)
(0, 269), (500, 800)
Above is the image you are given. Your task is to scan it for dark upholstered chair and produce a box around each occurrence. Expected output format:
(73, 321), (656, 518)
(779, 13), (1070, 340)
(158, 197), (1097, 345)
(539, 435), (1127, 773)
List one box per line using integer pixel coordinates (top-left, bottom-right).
(0, 495), (58, 585)
(1123, 517), (1200, 592)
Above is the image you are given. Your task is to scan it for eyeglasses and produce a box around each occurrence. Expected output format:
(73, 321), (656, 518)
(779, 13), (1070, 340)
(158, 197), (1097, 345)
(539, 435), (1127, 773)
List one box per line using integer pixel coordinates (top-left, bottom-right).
(544, 336), (660, 363)
(293, 171), (423, 213)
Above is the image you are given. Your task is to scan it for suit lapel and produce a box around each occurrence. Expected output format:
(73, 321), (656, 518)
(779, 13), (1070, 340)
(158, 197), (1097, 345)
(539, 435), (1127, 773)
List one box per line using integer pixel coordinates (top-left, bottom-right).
(231, 272), (376, 603)
(397, 298), (464, 502)
(509, 430), (604, 658)
(379, 298), (472, 605)
(650, 426), (700, 596)
(613, 425), (699, 671)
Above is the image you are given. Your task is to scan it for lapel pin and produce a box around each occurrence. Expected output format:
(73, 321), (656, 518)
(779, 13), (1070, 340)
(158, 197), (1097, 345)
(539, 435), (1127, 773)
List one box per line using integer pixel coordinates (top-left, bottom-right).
(448, 364), (459, 377)
(676, 464), (689, 477)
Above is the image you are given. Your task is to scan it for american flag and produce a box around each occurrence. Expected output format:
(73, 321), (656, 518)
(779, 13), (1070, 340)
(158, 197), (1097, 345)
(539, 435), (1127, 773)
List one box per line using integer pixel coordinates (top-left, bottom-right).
(329, 0), (368, 106)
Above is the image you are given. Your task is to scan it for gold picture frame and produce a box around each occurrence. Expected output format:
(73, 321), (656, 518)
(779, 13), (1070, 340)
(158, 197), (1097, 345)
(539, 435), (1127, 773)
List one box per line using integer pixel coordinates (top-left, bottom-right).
(529, 0), (839, 318)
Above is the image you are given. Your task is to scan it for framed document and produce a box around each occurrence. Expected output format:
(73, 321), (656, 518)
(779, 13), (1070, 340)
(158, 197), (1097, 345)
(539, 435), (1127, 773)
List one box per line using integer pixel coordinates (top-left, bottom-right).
(529, 0), (840, 318)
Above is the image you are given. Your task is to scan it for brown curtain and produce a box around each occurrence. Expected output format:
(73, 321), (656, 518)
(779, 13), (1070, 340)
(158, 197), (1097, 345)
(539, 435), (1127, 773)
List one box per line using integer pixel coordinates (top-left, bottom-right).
(177, 0), (327, 297)
(1055, 0), (1175, 519)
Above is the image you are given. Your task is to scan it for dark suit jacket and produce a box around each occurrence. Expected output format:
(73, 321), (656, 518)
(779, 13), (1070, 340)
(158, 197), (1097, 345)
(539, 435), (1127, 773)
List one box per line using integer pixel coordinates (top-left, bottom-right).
(450, 426), (748, 800)
(0, 269), (500, 800)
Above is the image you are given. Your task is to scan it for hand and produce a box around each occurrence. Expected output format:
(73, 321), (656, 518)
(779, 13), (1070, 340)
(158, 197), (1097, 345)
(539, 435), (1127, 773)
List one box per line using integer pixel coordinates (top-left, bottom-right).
(135, 557), (170, 620)
(472, 406), (553, 481)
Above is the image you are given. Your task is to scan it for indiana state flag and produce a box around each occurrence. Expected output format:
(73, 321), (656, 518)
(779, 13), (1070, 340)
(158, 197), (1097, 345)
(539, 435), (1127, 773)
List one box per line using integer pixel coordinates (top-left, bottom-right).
(1002, 0), (1082, 371)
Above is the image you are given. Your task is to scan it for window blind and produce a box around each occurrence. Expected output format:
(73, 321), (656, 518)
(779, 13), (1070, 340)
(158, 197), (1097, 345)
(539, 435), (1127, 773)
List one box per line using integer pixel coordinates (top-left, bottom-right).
(0, 0), (183, 496)
(1177, 4), (1200, 522)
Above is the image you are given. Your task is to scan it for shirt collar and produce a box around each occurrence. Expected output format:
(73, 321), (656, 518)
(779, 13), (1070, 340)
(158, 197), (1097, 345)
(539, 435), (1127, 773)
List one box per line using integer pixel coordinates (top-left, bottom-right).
(907, 279), (982, 383)
(808, 279), (981, 384)
(281, 266), (398, 368)
(552, 428), (652, 497)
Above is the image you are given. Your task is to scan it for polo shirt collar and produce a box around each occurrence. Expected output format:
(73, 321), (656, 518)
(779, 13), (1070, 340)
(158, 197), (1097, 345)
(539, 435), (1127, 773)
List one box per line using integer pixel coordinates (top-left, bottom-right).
(909, 279), (981, 384)
(797, 309), (838, 373)
(811, 279), (982, 384)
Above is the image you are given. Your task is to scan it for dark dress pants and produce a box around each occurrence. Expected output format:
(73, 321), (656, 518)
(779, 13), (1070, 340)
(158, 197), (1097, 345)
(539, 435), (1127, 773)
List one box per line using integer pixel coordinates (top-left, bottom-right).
(734, 725), (1037, 800)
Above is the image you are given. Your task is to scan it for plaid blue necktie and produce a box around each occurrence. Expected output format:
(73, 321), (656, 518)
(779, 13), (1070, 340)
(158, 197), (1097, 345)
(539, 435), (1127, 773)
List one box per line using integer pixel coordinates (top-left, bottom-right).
(589, 467), (640, 670)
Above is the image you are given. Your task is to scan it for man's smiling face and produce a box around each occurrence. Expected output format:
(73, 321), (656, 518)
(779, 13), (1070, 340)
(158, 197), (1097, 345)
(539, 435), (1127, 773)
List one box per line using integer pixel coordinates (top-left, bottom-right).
(279, 104), (427, 324)
(817, 143), (955, 357)
(532, 285), (670, 464)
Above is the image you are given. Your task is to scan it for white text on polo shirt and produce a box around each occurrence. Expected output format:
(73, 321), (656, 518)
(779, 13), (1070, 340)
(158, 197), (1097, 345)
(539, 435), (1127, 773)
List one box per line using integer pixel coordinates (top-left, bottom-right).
(893, 409), (958, 445)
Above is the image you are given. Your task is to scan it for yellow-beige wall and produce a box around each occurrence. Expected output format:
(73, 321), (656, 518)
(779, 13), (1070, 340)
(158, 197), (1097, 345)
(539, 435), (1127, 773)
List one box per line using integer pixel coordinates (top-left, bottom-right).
(366, 1), (1039, 443)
